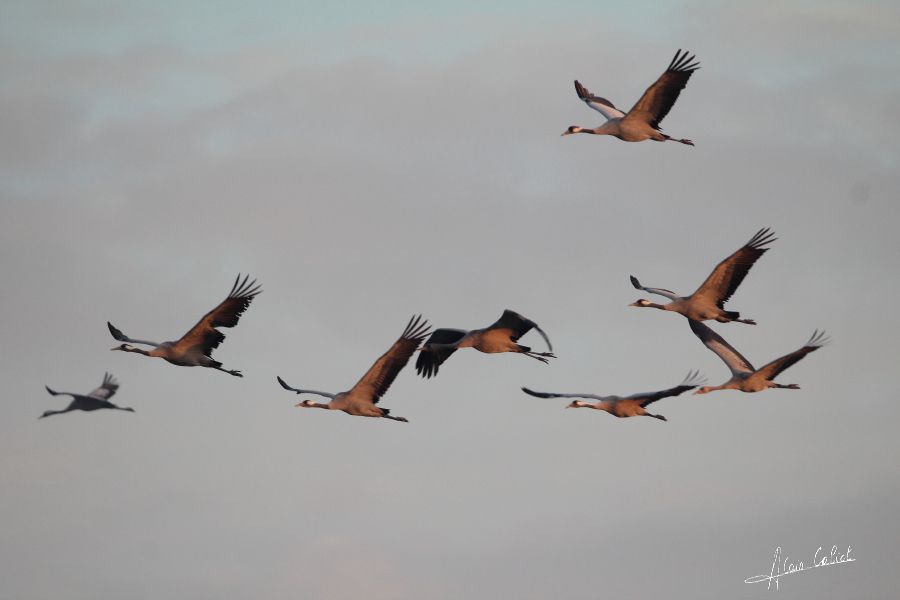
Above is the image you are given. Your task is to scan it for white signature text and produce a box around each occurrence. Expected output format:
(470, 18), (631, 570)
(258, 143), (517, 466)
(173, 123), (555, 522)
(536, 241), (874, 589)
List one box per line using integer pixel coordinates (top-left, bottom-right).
(744, 545), (855, 590)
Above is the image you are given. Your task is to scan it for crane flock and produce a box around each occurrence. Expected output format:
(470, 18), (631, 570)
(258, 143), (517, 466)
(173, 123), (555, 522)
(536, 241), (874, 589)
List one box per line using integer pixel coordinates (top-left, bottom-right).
(38, 50), (828, 423)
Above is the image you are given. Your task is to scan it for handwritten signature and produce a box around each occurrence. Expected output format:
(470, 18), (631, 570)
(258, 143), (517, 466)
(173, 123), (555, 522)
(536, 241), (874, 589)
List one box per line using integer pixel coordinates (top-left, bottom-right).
(744, 545), (855, 590)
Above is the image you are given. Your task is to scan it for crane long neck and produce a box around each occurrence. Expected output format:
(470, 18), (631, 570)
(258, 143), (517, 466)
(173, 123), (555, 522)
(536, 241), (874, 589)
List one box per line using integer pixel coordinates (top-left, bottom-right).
(584, 123), (617, 135)
(571, 400), (607, 411)
(298, 401), (331, 409)
(696, 384), (727, 394)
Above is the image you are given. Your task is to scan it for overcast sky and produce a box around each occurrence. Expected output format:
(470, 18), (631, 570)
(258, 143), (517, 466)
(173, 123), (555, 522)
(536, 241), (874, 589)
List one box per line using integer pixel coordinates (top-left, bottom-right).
(2, 1), (899, 598)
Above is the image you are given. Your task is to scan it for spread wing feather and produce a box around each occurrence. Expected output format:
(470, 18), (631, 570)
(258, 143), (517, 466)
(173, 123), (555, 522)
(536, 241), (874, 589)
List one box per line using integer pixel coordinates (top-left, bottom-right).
(689, 319), (755, 375)
(521, 387), (606, 401)
(693, 228), (776, 308)
(574, 80), (626, 120)
(630, 275), (679, 300)
(415, 328), (467, 379)
(174, 274), (262, 357)
(489, 310), (553, 351)
(625, 370), (705, 406)
(351, 315), (431, 403)
(755, 330), (829, 381)
(87, 372), (119, 401)
(627, 49), (699, 128)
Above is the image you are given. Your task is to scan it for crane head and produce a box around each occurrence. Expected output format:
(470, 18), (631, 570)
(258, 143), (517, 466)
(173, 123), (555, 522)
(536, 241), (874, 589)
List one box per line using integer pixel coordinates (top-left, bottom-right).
(561, 126), (579, 136)
(629, 299), (652, 307)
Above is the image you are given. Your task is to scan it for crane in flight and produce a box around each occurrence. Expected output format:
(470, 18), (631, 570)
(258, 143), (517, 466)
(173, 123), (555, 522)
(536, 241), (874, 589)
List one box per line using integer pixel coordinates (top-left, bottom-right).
(522, 371), (704, 421)
(689, 319), (828, 394)
(629, 228), (776, 324)
(277, 315), (430, 423)
(41, 373), (134, 419)
(415, 310), (554, 379)
(108, 274), (261, 377)
(562, 49), (699, 145)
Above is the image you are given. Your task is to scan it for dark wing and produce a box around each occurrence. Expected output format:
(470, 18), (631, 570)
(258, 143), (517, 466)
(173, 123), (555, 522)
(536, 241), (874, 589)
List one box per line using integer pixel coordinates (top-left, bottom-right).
(106, 322), (159, 347)
(521, 387), (605, 401)
(688, 319), (755, 375)
(630, 275), (678, 300)
(173, 274), (262, 357)
(755, 330), (829, 381)
(275, 376), (335, 399)
(488, 309), (553, 351)
(692, 228), (776, 308)
(351, 315), (431, 403)
(574, 80), (626, 120)
(415, 328), (468, 379)
(626, 370), (706, 406)
(627, 49), (699, 128)
(87, 372), (119, 401)
(107, 322), (128, 342)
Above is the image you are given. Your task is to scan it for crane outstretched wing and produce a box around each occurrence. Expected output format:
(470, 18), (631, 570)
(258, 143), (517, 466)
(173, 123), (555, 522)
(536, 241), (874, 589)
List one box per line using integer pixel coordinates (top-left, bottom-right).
(106, 322), (159, 347)
(755, 330), (829, 381)
(489, 310), (553, 351)
(627, 49), (699, 128)
(630, 275), (679, 300)
(174, 274), (262, 357)
(415, 328), (468, 379)
(574, 80), (626, 120)
(521, 387), (606, 401)
(692, 228), (776, 308)
(626, 370), (705, 406)
(87, 372), (119, 400)
(276, 376), (335, 399)
(351, 315), (431, 403)
(688, 319), (755, 375)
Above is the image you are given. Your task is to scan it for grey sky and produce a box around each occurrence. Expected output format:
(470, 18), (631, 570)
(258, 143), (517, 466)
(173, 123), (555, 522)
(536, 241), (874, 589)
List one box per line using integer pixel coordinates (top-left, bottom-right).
(2, 1), (899, 598)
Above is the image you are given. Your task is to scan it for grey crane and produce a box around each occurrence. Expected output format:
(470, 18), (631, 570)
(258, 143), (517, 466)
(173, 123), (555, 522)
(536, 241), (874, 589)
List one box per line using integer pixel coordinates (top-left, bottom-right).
(689, 319), (829, 394)
(562, 49), (699, 145)
(41, 373), (133, 419)
(629, 228), (776, 324)
(108, 274), (261, 377)
(276, 315), (430, 422)
(522, 371), (704, 421)
(415, 309), (555, 379)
